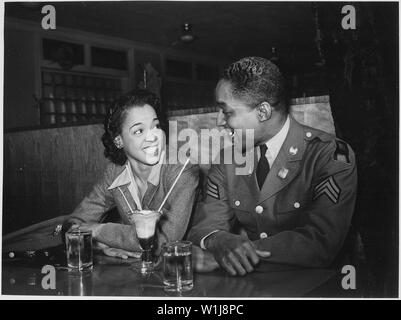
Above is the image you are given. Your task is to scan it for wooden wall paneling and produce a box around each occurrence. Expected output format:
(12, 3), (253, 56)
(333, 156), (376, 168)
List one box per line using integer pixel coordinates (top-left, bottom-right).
(3, 134), (24, 232)
(3, 124), (109, 233)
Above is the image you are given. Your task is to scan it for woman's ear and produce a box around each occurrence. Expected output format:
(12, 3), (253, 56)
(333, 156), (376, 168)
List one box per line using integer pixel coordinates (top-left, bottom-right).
(114, 136), (123, 149)
(256, 102), (272, 122)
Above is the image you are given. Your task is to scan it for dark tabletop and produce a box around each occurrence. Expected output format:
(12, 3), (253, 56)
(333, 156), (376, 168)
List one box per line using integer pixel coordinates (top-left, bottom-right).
(1, 248), (359, 298)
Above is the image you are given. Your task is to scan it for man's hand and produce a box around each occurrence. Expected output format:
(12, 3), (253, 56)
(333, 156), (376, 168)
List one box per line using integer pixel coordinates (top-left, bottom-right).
(93, 241), (141, 260)
(205, 231), (271, 276)
(192, 245), (220, 273)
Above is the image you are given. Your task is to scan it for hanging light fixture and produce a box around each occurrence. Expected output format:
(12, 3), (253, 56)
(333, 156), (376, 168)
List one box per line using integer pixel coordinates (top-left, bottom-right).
(170, 23), (198, 47)
(180, 23), (196, 43)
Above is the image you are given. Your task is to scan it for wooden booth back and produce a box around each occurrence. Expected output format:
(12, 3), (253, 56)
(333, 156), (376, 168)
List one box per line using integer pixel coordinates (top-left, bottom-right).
(3, 124), (108, 233)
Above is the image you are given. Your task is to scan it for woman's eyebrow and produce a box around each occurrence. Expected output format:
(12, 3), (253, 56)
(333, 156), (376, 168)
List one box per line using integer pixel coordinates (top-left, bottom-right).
(129, 122), (142, 130)
(153, 118), (159, 122)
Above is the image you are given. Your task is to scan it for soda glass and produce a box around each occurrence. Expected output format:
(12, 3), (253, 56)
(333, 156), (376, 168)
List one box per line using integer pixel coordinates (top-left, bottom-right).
(128, 210), (161, 275)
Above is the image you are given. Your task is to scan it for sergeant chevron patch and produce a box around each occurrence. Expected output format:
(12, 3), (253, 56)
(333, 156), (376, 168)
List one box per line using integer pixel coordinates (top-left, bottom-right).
(206, 178), (220, 200)
(313, 176), (341, 204)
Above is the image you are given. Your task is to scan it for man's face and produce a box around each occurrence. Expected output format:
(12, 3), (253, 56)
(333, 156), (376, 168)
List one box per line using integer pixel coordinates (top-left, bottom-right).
(215, 80), (261, 148)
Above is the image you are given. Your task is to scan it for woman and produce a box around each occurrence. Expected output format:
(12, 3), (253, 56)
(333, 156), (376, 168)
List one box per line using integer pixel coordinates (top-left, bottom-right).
(65, 89), (199, 259)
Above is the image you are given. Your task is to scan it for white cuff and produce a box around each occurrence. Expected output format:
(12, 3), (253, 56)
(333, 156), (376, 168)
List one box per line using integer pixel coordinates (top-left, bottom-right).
(200, 230), (220, 250)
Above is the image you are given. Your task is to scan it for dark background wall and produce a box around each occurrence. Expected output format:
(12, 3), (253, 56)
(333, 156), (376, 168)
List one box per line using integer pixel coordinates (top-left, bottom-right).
(315, 2), (399, 296)
(4, 29), (40, 128)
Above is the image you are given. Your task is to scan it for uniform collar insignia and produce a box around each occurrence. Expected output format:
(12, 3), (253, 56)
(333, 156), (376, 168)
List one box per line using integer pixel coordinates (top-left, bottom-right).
(289, 146), (298, 155)
(278, 167), (289, 179)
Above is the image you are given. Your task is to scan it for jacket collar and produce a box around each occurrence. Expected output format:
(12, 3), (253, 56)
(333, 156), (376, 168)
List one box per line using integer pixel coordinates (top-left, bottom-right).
(257, 115), (306, 202)
(107, 151), (166, 211)
(263, 115), (290, 165)
(229, 115), (306, 204)
(107, 150), (165, 190)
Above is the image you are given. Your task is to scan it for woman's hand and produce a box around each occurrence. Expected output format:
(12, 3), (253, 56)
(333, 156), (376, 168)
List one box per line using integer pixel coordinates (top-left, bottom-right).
(70, 223), (140, 259)
(94, 241), (141, 260)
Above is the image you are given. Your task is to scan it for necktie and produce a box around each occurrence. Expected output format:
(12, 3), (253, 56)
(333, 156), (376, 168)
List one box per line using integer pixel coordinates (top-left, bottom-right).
(256, 144), (270, 189)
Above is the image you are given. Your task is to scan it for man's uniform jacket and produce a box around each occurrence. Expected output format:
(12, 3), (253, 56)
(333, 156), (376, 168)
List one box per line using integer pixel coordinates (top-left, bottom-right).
(188, 116), (357, 267)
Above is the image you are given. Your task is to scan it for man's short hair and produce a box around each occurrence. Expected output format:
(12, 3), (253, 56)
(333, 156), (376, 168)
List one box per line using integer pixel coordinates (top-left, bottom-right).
(223, 56), (287, 112)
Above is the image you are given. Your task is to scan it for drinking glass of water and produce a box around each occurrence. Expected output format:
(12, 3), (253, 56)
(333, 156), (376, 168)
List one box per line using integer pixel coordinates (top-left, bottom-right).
(65, 229), (93, 271)
(162, 241), (193, 292)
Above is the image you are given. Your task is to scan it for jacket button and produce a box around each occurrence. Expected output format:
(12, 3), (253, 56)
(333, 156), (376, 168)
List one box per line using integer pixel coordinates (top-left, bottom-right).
(255, 205), (263, 214)
(260, 232), (268, 239)
(294, 202), (300, 209)
(235, 200), (240, 207)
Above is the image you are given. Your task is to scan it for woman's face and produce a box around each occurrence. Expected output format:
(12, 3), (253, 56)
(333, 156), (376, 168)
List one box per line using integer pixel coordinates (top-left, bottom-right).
(117, 104), (165, 166)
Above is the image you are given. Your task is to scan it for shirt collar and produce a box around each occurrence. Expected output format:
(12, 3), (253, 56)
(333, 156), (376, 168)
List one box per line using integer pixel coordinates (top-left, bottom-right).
(264, 115), (290, 163)
(107, 150), (166, 190)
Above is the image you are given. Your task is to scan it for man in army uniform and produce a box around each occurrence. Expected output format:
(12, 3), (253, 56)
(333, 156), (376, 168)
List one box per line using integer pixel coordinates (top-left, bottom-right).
(188, 57), (357, 276)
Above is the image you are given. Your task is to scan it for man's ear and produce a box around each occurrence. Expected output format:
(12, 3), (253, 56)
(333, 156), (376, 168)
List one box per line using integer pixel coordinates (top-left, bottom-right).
(256, 102), (272, 122)
(114, 136), (123, 149)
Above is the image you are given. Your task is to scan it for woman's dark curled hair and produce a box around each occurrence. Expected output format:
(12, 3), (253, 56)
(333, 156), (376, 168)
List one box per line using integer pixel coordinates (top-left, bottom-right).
(102, 89), (164, 166)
